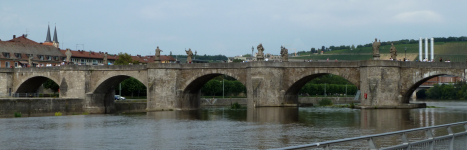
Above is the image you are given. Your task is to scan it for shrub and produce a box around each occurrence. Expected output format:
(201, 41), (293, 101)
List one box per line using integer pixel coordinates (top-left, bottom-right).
(55, 112), (62, 116)
(318, 98), (333, 106)
(231, 102), (242, 109)
(14, 112), (21, 117)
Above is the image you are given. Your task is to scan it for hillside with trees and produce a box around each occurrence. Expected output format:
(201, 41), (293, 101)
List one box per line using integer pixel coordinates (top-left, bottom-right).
(292, 36), (467, 62)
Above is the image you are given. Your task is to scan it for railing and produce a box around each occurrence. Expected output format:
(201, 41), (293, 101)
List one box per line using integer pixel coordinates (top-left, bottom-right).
(275, 121), (467, 150)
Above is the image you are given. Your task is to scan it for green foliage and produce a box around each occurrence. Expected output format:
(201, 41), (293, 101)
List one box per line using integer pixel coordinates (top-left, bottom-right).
(201, 78), (246, 96)
(43, 79), (59, 94)
(115, 77), (147, 97)
(299, 74), (357, 96)
(349, 102), (355, 108)
(114, 52), (140, 65)
(318, 98), (333, 106)
(55, 112), (62, 116)
(14, 112), (21, 117)
(426, 81), (467, 100)
(232, 59), (243, 63)
(231, 102), (242, 109)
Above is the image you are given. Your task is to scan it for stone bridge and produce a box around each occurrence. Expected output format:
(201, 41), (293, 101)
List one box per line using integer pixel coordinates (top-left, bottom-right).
(0, 60), (465, 113)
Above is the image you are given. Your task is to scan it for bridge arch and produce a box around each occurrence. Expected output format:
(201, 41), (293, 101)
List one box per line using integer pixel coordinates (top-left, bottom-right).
(15, 76), (60, 94)
(180, 70), (247, 109)
(283, 71), (360, 104)
(402, 72), (465, 103)
(87, 74), (147, 114)
(181, 70), (246, 91)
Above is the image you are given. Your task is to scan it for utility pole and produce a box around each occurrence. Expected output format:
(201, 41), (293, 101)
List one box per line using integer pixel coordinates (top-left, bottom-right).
(345, 84), (347, 97)
(251, 46), (254, 57)
(405, 47), (407, 61)
(324, 83), (327, 97)
(223, 75), (225, 99)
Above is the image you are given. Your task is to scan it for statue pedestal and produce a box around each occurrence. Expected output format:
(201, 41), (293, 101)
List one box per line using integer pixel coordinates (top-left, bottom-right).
(154, 58), (161, 63)
(373, 54), (380, 60)
(256, 55), (264, 61)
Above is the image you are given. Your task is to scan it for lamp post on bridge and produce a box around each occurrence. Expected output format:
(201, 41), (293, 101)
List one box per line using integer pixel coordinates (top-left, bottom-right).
(220, 76), (224, 99)
(405, 47), (407, 61)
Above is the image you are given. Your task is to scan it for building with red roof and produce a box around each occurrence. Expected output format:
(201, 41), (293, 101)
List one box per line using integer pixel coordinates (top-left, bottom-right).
(1, 25), (176, 67)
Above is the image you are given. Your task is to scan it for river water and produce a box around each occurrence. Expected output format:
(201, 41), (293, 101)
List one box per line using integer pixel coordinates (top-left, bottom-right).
(1, 101), (467, 149)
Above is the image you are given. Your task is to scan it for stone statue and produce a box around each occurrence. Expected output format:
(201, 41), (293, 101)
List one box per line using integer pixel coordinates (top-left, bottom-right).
(154, 46), (163, 63)
(185, 48), (193, 63)
(256, 43), (265, 61)
(103, 52), (108, 65)
(390, 43), (397, 60)
(28, 54), (33, 66)
(65, 48), (72, 63)
(280, 46), (288, 62)
(372, 38), (381, 60)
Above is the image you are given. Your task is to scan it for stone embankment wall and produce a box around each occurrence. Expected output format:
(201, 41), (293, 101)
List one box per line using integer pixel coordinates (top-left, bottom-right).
(200, 97), (358, 106)
(0, 98), (83, 117)
(115, 102), (147, 113)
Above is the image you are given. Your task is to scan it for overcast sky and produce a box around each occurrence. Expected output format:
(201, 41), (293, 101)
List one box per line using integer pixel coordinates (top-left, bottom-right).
(1, 0), (465, 56)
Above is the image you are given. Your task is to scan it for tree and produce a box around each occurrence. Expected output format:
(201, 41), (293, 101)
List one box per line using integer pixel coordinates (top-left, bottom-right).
(119, 77), (146, 97)
(114, 52), (139, 65)
(351, 44), (355, 50)
(232, 59), (243, 63)
(43, 79), (59, 94)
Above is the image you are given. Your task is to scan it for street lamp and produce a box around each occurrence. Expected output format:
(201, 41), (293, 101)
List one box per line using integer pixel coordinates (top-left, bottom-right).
(404, 47), (407, 61)
(251, 46), (254, 57)
(220, 76), (224, 99)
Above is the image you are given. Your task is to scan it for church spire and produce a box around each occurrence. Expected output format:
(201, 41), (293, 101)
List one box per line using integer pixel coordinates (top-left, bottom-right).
(53, 25), (58, 43)
(45, 24), (52, 42)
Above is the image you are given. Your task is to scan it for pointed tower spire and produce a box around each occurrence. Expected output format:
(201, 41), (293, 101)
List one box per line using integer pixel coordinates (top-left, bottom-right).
(45, 24), (52, 42)
(53, 25), (59, 43)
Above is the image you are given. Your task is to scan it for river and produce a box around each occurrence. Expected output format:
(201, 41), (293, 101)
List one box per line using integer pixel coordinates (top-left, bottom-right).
(1, 101), (467, 149)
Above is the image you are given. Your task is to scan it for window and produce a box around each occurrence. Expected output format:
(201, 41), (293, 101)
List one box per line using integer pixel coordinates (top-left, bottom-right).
(39, 55), (44, 60)
(93, 59), (98, 65)
(62, 57), (66, 61)
(3, 53), (10, 58)
(5, 62), (10, 68)
(14, 62), (18, 67)
(81, 59), (85, 65)
(47, 56), (52, 60)
(54, 56), (59, 60)
(15, 53), (21, 59)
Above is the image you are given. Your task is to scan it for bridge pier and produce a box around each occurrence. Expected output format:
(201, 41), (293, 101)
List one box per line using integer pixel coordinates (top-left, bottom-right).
(83, 88), (116, 114)
(247, 63), (299, 108)
(358, 61), (422, 109)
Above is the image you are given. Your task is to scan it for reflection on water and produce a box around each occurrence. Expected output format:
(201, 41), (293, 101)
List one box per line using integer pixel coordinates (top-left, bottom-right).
(1, 101), (467, 149)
